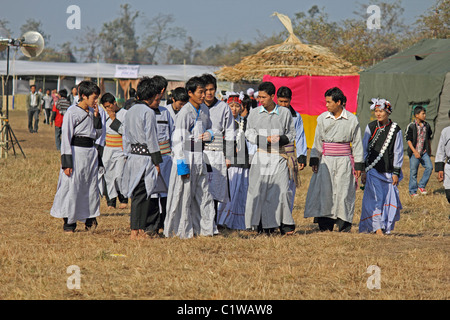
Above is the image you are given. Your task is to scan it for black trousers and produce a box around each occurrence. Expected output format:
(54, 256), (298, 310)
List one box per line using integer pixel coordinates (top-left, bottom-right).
(130, 176), (159, 232)
(257, 221), (295, 235)
(63, 217), (97, 232)
(446, 189), (450, 204)
(106, 191), (128, 207)
(317, 217), (352, 232)
(102, 175), (128, 207)
(157, 196), (167, 230)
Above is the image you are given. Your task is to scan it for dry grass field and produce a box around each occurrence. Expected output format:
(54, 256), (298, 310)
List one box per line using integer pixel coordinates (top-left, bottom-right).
(0, 110), (448, 301)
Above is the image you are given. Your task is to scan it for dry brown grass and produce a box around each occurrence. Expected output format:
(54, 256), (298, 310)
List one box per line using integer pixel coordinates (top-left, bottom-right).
(0, 111), (448, 300)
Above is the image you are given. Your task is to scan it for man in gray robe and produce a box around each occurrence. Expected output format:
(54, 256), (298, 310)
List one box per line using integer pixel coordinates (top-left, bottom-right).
(164, 76), (217, 239)
(148, 76), (175, 232)
(435, 110), (450, 204)
(304, 87), (364, 232)
(245, 82), (296, 235)
(121, 77), (163, 240)
(201, 74), (235, 217)
(50, 81), (102, 232)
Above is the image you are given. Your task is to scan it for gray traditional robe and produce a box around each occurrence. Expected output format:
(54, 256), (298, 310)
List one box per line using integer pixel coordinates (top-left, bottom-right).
(244, 105), (296, 230)
(50, 105), (103, 224)
(121, 103), (162, 198)
(304, 109), (364, 223)
(152, 106), (175, 197)
(102, 107), (127, 199)
(435, 126), (450, 190)
(166, 104), (179, 124)
(203, 99), (235, 203)
(164, 102), (216, 239)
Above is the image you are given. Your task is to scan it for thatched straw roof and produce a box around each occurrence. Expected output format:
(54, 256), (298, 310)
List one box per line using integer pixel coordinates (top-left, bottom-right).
(215, 12), (360, 82)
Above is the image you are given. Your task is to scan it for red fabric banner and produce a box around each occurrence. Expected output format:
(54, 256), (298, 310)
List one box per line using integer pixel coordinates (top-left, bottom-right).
(263, 75), (360, 116)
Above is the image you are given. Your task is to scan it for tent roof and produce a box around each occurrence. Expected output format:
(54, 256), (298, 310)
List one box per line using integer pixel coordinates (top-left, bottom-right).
(361, 39), (450, 75)
(215, 12), (360, 82)
(0, 60), (219, 81)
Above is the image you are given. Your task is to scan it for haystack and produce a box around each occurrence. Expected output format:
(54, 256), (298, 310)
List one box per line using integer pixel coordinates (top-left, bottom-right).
(215, 12), (360, 82)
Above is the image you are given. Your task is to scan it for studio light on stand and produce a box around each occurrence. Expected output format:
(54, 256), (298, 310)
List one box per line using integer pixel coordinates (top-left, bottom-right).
(0, 31), (44, 159)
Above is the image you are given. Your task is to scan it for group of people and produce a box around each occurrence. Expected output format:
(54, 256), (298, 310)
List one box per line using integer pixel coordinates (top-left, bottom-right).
(48, 73), (450, 239)
(27, 84), (79, 152)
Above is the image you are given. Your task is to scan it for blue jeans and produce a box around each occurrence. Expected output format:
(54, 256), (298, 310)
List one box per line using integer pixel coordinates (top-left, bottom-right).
(409, 152), (433, 194)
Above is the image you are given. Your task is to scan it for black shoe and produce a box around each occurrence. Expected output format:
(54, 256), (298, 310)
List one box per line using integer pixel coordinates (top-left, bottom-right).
(85, 218), (98, 231)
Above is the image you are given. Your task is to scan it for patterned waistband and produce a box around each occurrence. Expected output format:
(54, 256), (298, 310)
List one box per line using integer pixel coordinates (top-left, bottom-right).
(105, 134), (123, 148)
(131, 144), (150, 156)
(322, 142), (352, 156)
(159, 140), (171, 155)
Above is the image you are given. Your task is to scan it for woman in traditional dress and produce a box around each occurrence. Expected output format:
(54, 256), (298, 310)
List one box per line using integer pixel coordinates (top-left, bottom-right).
(217, 92), (250, 230)
(359, 98), (404, 235)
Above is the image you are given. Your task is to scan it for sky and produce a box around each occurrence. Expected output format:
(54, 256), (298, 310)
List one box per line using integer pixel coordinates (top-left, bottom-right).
(0, 0), (435, 50)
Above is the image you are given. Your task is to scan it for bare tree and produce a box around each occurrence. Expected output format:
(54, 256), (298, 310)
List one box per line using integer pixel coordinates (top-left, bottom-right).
(142, 14), (186, 65)
(99, 4), (139, 64)
(74, 27), (101, 62)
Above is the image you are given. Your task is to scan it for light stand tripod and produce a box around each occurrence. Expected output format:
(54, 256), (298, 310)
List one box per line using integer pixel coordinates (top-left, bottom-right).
(1, 43), (26, 158)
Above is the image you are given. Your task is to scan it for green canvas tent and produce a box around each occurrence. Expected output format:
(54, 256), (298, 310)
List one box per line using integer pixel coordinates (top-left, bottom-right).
(357, 39), (450, 155)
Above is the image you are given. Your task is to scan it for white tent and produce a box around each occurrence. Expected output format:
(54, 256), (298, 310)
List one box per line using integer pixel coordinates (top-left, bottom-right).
(0, 60), (219, 81)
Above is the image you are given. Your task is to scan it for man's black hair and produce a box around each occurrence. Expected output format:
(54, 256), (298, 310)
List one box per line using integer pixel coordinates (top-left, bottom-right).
(151, 75), (168, 94)
(58, 89), (68, 99)
(186, 76), (206, 94)
(200, 73), (217, 89)
(136, 77), (158, 101)
(277, 86), (292, 99)
(129, 88), (136, 98)
(325, 87), (347, 106)
(258, 82), (276, 96)
(414, 105), (426, 115)
(78, 80), (100, 101)
(100, 92), (116, 105)
(172, 87), (189, 102)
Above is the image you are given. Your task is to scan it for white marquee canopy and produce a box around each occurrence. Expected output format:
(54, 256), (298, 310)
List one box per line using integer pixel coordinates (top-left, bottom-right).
(0, 60), (219, 82)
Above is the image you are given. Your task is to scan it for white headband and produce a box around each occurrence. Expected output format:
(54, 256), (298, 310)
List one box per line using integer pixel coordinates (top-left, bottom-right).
(370, 98), (392, 113)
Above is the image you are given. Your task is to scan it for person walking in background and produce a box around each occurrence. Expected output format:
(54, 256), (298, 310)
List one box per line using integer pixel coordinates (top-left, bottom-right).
(50, 91), (64, 151)
(405, 106), (433, 197)
(42, 89), (53, 125)
(26, 84), (42, 133)
(68, 86), (78, 106)
(359, 98), (404, 235)
(435, 110), (450, 204)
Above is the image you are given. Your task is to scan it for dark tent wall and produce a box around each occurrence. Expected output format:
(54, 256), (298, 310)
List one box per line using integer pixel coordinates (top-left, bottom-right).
(433, 73), (450, 153)
(357, 39), (450, 155)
